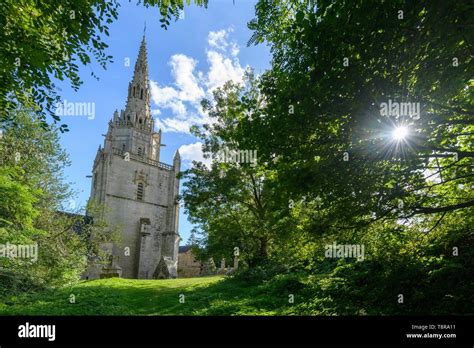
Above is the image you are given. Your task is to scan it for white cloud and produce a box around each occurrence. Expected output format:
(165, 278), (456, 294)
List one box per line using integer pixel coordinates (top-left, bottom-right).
(150, 81), (186, 116)
(208, 29), (230, 50)
(206, 50), (245, 91)
(149, 54), (204, 119)
(178, 142), (211, 169)
(155, 113), (203, 134)
(169, 54), (205, 102)
(231, 42), (240, 57)
(150, 82), (178, 104)
(152, 27), (246, 134)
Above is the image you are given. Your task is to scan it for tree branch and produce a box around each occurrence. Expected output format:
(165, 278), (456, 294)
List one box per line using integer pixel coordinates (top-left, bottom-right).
(413, 200), (474, 214)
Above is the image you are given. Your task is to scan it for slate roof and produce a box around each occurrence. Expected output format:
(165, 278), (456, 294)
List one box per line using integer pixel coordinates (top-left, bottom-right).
(179, 245), (192, 253)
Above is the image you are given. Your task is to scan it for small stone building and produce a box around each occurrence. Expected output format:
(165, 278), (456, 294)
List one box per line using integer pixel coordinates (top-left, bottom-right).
(177, 246), (202, 278)
(178, 246), (230, 278)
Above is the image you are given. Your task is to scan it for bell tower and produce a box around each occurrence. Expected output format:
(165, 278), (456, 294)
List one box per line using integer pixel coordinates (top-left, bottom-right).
(86, 35), (180, 279)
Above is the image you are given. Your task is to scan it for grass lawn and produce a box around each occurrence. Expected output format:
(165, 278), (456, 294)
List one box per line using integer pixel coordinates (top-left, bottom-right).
(0, 276), (301, 315)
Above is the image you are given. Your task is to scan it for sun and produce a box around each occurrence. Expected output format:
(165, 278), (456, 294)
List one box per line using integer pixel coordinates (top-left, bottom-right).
(392, 126), (409, 141)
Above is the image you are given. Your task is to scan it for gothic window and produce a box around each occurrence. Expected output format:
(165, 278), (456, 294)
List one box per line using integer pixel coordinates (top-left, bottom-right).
(137, 146), (143, 157)
(132, 86), (136, 97)
(140, 88), (143, 100)
(137, 182), (144, 201)
(139, 118), (143, 124)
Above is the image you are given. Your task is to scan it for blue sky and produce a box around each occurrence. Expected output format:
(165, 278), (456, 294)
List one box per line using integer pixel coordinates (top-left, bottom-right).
(57, 0), (270, 244)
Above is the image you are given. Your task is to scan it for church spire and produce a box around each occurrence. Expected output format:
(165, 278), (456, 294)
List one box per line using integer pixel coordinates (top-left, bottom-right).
(135, 34), (148, 77)
(123, 35), (152, 132)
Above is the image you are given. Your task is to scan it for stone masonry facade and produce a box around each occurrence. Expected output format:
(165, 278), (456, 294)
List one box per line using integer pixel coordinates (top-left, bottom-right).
(85, 36), (180, 279)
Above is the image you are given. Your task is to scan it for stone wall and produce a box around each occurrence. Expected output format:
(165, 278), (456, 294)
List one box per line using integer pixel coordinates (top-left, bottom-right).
(177, 247), (201, 278)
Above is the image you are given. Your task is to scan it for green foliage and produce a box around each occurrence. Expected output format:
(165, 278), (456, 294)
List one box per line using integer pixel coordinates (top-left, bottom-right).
(0, 108), (72, 210)
(0, 110), (116, 296)
(0, 167), (39, 228)
(233, 259), (290, 282)
(181, 0), (473, 315)
(245, 0), (473, 224)
(0, 0), (119, 131)
(0, 0), (208, 129)
(181, 74), (295, 267)
(1, 0), (471, 316)
(140, 0), (208, 29)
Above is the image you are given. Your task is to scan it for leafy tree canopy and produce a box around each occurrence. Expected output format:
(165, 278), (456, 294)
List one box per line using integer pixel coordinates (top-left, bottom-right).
(0, 0), (208, 130)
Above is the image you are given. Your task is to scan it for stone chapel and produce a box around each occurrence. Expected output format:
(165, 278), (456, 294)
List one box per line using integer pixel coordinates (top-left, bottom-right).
(85, 36), (180, 279)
